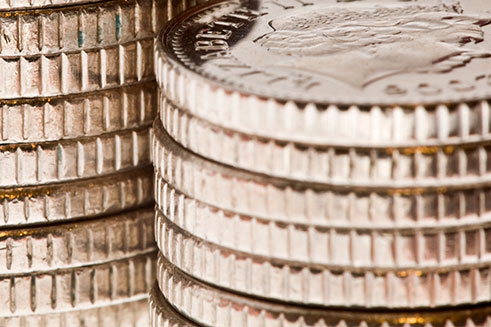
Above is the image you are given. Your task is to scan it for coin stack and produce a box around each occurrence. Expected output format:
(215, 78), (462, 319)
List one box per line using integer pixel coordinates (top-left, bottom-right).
(0, 0), (204, 325)
(150, 0), (491, 326)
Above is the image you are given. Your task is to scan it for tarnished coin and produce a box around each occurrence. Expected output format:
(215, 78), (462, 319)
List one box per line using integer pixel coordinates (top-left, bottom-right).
(149, 283), (199, 327)
(156, 212), (491, 308)
(0, 167), (152, 228)
(0, 82), (156, 144)
(153, 119), (491, 228)
(156, 0), (491, 145)
(160, 94), (491, 184)
(0, 207), (155, 274)
(0, 125), (151, 187)
(2, 298), (150, 327)
(0, 251), (155, 317)
(157, 254), (491, 327)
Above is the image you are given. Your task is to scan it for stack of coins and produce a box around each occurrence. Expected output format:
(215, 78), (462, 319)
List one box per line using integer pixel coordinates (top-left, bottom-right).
(0, 0), (204, 325)
(151, 0), (491, 326)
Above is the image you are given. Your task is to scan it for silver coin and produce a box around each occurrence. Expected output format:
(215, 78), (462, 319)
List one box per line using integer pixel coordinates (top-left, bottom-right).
(156, 212), (491, 308)
(0, 40), (154, 99)
(160, 94), (491, 184)
(157, 254), (491, 327)
(0, 251), (155, 317)
(2, 298), (150, 327)
(0, 82), (156, 144)
(0, 167), (152, 228)
(153, 119), (491, 227)
(149, 282), (199, 327)
(0, 125), (151, 187)
(0, 207), (155, 274)
(155, 182), (491, 270)
(156, 0), (491, 145)
(0, 0), (162, 56)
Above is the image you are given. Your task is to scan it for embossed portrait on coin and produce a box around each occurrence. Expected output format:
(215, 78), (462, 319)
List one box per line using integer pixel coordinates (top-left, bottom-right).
(255, 4), (491, 88)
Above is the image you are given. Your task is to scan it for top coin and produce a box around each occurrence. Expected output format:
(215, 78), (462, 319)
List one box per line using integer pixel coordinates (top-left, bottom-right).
(159, 0), (491, 106)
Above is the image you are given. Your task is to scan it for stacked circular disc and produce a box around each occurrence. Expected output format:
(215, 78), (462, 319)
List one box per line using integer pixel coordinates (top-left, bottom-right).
(151, 0), (491, 326)
(0, 0), (205, 325)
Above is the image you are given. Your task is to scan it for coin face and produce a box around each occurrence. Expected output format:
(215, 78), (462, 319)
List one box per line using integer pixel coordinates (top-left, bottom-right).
(163, 0), (491, 105)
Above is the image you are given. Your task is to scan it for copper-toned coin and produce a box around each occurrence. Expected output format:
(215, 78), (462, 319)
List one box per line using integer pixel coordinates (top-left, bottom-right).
(156, 0), (491, 146)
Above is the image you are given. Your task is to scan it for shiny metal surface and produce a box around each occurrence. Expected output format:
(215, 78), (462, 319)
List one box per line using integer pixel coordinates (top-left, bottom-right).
(0, 0), (162, 56)
(1, 298), (150, 327)
(0, 251), (156, 317)
(0, 125), (151, 187)
(156, 254), (491, 327)
(155, 184), (491, 270)
(0, 83), (156, 144)
(156, 0), (491, 145)
(0, 207), (155, 274)
(149, 283), (199, 327)
(0, 168), (152, 228)
(155, 211), (491, 308)
(160, 94), (491, 184)
(153, 119), (491, 227)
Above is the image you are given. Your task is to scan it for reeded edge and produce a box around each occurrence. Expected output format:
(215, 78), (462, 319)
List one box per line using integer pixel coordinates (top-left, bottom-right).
(153, 117), (491, 194)
(157, 254), (491, 326)
(156, 213), (491, 308)
(0, 0), (146, 16)
(155, 4), (491, 147)
(2, 297), (149, 326)
(0, 206), (155, 275)
(0, 251), (156, 317)
(154, 170), (491, 231)
(155, 187), (491, 269)
(0, 0), (115, 12)
(0, 167), (153, 228)
(0, 124), (151, 188)
(159, 94), (491, 184)
(149, 282), (199, 327)
(1, 82), (156, 144)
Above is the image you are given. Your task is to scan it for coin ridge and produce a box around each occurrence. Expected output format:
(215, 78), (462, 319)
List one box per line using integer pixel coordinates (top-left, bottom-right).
(155, 170), (490, 230)
(156, 28), (491, 146)
(160, 94), (491, 184)
(149, 282), (201, 327)
(157, 253), (491, 326)
(156, 212), (491, 308)
(0, 82), (156, 144)
(1, 298), (150, 327)
(153, 119), (491, 227)
(0, 251), (156, 317)
(0, 206), (155, 274)
(0, 40), (154, 99)
(0, 167), (152, 227)
(155, 181), (491, 269)
(0, 0), (159, 55)
(0, 124), (151, 187)
(153, 117), (491, 191)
